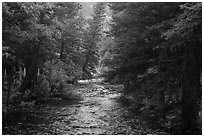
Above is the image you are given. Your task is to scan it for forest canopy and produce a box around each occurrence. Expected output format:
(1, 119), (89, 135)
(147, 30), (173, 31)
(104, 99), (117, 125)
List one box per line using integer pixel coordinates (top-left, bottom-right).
(2, 2), (202, 135)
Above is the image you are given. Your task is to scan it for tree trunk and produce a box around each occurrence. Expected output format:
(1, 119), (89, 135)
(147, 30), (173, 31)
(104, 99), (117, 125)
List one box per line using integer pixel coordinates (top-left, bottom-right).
(6, 67), (14, 106)
(159, 89), (165, 118)
(181, 43), (201, 134)
(23, 67), (26, 77)
(60, 41), (64, 60)
(82, 50), (91, 78)
(19, 67), (32, 94)
(18, 45), (39, 96)
(31, 65), (38, 94)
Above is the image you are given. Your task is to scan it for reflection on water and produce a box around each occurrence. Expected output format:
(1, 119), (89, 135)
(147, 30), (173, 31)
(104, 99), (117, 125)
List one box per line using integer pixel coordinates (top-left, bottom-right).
(3, 81), (168, 135)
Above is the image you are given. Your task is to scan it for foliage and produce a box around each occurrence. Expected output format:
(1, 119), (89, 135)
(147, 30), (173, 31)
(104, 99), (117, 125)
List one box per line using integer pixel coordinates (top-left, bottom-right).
(103, 2), (201, 134)
(81, 2), (106, 79)
(2, 2), (90, 114)
(2, 2), (201, 135)
(2, 2), (108, 117)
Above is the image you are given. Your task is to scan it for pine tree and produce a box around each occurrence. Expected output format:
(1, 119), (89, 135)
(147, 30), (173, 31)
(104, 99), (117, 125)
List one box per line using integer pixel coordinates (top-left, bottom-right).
(81, 2), (106, 79)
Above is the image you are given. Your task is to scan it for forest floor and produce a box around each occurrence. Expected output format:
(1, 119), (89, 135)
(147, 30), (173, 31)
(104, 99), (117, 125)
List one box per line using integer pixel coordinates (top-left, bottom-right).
(3, 79), (169, 135)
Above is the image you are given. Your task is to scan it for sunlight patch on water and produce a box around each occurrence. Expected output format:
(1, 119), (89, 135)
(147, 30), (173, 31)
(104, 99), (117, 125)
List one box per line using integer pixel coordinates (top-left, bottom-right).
(78, 78), (104, 83)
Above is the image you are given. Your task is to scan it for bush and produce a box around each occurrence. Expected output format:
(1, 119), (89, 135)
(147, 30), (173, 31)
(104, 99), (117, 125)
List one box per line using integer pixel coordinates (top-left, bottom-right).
(41, 60), (83, 99)
(38, 74), (51, 99)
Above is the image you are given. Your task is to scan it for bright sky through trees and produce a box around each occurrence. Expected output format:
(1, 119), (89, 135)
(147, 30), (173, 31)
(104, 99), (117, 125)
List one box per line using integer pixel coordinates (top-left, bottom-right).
(80, 2), (95, 18)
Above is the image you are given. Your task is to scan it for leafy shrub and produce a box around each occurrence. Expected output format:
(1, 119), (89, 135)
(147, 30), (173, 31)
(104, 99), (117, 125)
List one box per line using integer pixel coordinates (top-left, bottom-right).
(42, 60), (82, 98)
(38, 74), (51, 99)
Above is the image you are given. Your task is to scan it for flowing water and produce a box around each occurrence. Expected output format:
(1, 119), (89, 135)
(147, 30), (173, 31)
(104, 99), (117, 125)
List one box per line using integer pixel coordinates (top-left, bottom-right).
(3, 80), (167, 135)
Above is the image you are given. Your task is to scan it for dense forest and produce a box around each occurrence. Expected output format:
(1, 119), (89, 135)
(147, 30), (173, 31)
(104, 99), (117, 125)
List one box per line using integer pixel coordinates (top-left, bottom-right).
(2, 2), (202, 135)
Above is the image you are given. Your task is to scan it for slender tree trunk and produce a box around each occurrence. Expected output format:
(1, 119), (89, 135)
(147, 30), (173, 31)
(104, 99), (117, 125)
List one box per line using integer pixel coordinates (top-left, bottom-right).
(31, 65), (38, 95)
(181, 43), (201, 134)
(19, 67), (22, 81)
(159, 89), (165, 118)
(18, 45), (39, 96)
(167, 81), (173, 103)
(19, 66), (32, 94)
(23, 67), (26, 77)
(6, 77), (11, 106)
(157, 70), (167, 117)
(82, 50), (91, 78)
(60, 41), (64, 60)
(6, 68), (14, 106)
